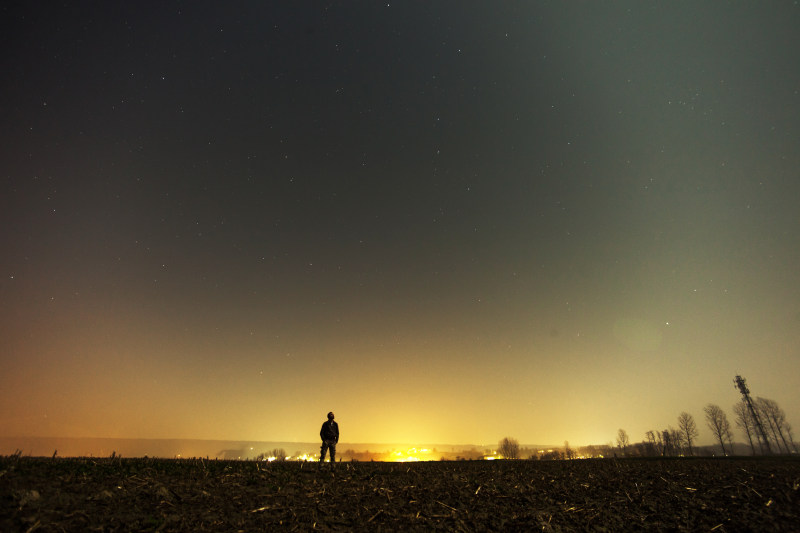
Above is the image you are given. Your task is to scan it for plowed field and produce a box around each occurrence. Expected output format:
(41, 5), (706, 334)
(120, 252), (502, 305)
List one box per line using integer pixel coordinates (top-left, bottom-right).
(2, 455), (798, 531)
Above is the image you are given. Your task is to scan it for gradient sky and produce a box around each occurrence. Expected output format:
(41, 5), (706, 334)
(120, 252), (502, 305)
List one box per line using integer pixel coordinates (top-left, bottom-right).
(2, 2), (799, 448)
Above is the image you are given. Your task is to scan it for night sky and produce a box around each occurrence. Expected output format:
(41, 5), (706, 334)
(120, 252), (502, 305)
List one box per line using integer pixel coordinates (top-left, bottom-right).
(2, 2), (799, 448)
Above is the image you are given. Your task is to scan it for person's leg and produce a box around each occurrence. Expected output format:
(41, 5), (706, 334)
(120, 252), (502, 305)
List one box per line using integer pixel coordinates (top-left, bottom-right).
(320, 441), (328, 462)
(329, 442), (336, 465)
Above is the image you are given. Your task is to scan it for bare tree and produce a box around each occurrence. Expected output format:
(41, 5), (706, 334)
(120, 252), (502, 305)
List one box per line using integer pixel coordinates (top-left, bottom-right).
(733, 400), (758, 455)
(786, 423), (799, 454)
(271, 448), (287, 461)
(677, 412), (699, 456)
(669, 427), (684, 455)
(660, 430), (673, 456)
(498, 437), (520, 459)
(756, 398), (791, 454)
(650, 427), (681, 457)
(756, 398), (782, 452)
(564, 441), (575, 460)
(644, 430), (659, 457)
(616, 429), (630, 456)
(725, 423), (735, 455)
(704, 404), (732, 455)
(256, 448), (287, 461)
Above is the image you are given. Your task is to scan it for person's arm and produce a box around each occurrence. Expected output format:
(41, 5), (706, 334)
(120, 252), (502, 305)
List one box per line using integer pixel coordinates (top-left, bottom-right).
(334, 422), (339, 443)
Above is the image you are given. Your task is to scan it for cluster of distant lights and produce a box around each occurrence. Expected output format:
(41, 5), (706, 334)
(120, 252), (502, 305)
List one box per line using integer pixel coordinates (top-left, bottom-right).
(251, 448), (441, 463)
(176, 448), (605, 462)
(260, 449), (439, 463)
(390, 447), (430, 462)
(265, 453), (316, 462)
(255, 448), (605, 462)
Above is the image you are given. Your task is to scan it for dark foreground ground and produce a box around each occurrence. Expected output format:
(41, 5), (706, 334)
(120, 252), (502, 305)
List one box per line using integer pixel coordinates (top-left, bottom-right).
(1, 455), (798, 532)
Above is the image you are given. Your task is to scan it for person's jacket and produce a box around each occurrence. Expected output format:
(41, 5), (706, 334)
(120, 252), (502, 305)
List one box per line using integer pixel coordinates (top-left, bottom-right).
(320, 420), (339, 442)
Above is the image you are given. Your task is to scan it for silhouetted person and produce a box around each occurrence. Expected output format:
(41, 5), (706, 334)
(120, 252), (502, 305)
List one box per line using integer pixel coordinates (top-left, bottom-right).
(320, 411), (339, 466)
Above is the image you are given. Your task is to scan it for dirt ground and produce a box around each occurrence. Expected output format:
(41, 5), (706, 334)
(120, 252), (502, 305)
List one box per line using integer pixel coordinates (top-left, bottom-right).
(2, 455), (798, 531)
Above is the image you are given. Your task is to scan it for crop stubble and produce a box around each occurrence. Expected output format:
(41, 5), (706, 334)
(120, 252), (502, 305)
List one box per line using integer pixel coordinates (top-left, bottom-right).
(2, 455), (798, 531)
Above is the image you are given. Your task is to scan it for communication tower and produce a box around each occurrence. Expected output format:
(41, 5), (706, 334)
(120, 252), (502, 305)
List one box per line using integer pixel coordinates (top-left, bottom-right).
(733, 375), (772, 454)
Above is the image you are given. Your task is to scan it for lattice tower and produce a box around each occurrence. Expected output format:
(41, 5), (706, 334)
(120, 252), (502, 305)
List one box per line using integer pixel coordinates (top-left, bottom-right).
(734, 375), (772, 454)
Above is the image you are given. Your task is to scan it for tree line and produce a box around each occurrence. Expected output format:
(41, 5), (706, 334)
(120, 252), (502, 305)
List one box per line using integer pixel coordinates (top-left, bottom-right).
(615, 397), (796, 457)
(498, 396), (796, 460)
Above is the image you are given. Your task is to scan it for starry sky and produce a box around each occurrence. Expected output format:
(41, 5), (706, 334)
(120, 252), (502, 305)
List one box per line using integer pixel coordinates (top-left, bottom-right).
(2, 2), (799, 448)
